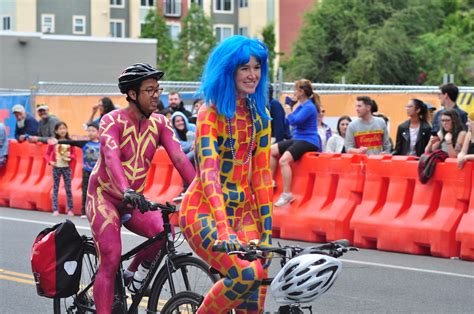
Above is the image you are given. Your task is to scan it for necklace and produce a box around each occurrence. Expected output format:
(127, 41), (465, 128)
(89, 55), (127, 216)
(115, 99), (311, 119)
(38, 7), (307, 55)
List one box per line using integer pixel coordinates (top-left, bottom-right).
(227, 97), (255, 165)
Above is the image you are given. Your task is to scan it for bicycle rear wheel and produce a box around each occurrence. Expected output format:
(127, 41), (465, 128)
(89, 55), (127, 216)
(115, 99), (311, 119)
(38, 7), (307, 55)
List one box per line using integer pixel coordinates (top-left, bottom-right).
(53, 242), (98, 314)
(160, 291), (202, 314)
(147, 255), (218, 312)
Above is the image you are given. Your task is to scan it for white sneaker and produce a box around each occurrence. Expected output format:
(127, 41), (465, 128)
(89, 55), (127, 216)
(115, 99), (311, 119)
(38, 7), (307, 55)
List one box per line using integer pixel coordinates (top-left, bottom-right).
(274, 193), (295, 207)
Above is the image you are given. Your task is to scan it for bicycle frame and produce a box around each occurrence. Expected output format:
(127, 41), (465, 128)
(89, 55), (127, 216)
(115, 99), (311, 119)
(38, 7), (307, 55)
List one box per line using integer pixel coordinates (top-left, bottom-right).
(75, 207), (186, 313)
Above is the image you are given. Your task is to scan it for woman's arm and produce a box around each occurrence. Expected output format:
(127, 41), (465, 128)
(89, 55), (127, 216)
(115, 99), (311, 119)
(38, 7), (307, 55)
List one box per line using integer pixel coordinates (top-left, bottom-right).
(287, 104), (312, 126)
(251, 112), (273, 246)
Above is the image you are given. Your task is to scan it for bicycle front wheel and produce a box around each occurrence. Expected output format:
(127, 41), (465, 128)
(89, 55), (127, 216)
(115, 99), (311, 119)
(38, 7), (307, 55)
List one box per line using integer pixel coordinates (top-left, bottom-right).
(147, 255), (218, 312)
(160, 291), (202, 314)
(53, 242), (98, 314)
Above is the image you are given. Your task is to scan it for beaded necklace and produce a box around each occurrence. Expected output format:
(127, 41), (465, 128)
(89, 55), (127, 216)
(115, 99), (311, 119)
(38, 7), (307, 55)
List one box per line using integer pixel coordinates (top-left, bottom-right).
(227, 97), (255, 165)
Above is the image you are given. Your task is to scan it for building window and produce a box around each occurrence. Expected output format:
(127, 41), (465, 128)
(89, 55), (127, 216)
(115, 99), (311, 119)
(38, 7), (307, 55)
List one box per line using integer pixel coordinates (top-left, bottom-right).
(239, 0), (248, 8)
(2, 16), (11, 31)
(41, 14), (55, 33)
(163, 0), (181, 17)
(189, 0), (203, 7)
(214, 0), (232, 13)
(238, 27), (248, 37)
(141, 0), (155, 7)
(110, 19), (125, 37)
(214, 25), (233, 43)
(110, 0), (125, 8)
(166, 23), (181, 41)
(73, 15), (86, 34)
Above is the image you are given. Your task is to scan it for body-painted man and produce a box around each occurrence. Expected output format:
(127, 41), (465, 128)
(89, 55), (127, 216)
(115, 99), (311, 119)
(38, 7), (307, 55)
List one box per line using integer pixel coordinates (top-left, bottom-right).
(179, 36), (273, 313)
(86, 63), (195, 314)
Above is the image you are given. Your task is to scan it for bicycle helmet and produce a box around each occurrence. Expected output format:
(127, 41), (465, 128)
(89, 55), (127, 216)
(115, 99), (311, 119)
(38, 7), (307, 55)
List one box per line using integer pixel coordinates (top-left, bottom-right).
(270, 254), (342, 305)
(118, 63), (164, 94)
(118, 63), (164, 119)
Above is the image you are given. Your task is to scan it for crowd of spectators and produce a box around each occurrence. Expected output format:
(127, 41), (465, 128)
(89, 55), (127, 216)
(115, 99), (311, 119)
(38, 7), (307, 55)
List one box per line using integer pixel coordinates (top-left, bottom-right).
(2, 82), (473, 211)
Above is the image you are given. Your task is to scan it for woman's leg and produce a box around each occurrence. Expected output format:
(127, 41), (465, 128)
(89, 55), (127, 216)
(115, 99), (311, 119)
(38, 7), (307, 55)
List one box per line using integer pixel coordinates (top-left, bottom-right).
(279, 151), (294, 194)
(81, 170), (91, 215)
(270, 143), (280, 177)
(182, 214), (265, 313)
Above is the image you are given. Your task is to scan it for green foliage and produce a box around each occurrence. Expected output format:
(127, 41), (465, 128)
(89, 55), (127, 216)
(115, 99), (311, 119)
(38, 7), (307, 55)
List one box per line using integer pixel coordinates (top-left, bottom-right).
(262, 23), (277, 82)
(140, 9), (173, 70)
(172, 4), (217, 81)
(283, 0), (474, 85)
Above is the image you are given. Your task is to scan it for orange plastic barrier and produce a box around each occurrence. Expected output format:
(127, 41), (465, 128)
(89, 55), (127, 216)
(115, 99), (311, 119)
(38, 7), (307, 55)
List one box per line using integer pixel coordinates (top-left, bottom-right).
(350, 156), (470, 258)
(456, 165), (474, 261)
(8, 142), (50, 210)
(275, 153), (366, 243)
(0, 140), (23, 206)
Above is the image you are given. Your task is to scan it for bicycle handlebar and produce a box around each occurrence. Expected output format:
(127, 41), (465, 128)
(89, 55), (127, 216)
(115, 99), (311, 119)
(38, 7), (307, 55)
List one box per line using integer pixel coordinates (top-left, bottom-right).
(211, 239), (358, 260)
(147, 201), (177, 214)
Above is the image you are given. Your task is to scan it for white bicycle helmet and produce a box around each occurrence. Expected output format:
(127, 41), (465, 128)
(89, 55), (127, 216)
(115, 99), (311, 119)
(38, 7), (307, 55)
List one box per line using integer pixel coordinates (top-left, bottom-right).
(270, 254), (342, 305)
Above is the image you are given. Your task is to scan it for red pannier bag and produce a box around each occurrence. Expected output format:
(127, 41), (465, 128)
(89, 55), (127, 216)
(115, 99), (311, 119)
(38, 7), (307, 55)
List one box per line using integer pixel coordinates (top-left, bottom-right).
(31, 219), (84, 298)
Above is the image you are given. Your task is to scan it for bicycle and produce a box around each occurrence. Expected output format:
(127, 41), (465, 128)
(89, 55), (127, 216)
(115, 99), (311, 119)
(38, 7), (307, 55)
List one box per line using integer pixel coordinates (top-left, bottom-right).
(160, 239), (358, 314)
(53, 200), (220, 313)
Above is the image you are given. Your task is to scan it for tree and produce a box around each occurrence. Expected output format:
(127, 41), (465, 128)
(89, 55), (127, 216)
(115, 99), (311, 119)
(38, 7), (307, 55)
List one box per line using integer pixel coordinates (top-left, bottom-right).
(140, 9), (174, 71)
(261, 23), (276, 82)
(171, 4), (216, 81)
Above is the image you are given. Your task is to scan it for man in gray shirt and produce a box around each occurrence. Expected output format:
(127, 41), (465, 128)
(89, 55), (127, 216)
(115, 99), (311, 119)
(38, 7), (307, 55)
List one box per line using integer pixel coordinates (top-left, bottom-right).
(28, 104), (60, 143)
(345, 96), (392, 155)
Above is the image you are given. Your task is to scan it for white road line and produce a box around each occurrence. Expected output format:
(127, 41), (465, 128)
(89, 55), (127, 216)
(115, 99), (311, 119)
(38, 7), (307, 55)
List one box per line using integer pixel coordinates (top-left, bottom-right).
(339, 259), (474, 279)
(1, 215), (473, 279)
(0, 216), (138, 237)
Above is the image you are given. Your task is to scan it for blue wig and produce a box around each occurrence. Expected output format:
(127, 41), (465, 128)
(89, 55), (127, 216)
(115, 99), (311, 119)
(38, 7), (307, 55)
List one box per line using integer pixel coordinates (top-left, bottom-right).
(199, 35), (270, 120)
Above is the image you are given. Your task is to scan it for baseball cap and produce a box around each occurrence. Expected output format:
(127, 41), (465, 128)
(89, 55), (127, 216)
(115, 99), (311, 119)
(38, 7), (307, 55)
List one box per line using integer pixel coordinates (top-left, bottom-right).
(12, 104), (25, 113)
(36, 104), (49, 111)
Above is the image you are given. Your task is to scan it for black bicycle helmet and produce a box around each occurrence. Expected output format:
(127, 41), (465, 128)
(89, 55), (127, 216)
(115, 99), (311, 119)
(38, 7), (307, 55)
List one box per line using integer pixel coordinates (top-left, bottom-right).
(118, 63), (164, 94)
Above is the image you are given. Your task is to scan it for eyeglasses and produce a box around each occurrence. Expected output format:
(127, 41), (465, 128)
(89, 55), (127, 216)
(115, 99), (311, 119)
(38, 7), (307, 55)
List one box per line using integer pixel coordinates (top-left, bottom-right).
(141, 87), (163, 96)
(440, 119), (452, 123)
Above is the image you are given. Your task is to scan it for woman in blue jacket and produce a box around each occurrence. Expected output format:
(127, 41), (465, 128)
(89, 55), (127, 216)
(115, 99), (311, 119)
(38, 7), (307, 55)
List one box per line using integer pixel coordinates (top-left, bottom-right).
(270, 79), (321, 206)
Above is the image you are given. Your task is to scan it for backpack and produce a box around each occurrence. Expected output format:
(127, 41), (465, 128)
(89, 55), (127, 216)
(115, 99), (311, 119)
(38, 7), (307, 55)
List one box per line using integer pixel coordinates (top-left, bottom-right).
(31, 219), (84, 298)
(418, 149), (449, 184)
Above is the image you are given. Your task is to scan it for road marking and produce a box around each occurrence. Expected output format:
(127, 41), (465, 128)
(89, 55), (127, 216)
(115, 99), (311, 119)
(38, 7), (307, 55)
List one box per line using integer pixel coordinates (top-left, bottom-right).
(340, 259), (474, 279)
(0, 268), (34, 279)
(0, 216), (138, 236)
(0, 274), (35, 285)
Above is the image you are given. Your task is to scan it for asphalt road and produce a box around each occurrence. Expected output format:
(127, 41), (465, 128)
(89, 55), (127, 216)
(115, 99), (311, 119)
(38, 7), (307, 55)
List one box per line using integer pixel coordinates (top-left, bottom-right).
(1, 207), (473, 313)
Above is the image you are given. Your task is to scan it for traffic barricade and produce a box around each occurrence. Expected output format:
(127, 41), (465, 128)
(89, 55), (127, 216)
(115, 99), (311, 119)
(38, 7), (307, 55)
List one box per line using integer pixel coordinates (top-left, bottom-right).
(350, 156), (470, 258)
(279, 153), (366, 243)
(143, 148), (177, 202)
(456, 162), (474, 261)
(8, 142), (50, 210)
(0, 140), (23, 206)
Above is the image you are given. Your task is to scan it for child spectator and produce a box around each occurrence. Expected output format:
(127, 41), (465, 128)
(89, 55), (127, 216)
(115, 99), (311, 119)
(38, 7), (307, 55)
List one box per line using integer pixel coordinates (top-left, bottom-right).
(55, 122), (100, 218)
(45, 121), (76, 217)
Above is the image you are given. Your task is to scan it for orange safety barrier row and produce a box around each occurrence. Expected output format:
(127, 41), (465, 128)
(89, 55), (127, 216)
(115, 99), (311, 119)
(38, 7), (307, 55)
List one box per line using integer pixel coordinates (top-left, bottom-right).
(2, 141), (473, 261)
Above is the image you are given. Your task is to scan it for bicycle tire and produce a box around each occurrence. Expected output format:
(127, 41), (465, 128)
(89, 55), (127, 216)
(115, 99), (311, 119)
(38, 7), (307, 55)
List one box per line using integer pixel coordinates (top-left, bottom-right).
(53, 242), (98, 314)
(147, 255), (218, 312)
(160, 291), (202, 314)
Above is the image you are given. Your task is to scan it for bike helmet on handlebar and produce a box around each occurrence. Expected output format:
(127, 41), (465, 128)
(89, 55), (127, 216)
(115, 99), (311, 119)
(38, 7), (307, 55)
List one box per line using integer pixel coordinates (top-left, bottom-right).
(270, 254), (342, 305)
(118, 63), (164, 118)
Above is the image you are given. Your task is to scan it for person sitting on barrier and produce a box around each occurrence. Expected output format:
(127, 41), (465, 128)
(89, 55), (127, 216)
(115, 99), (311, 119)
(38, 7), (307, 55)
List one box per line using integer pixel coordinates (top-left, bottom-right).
(87, 97), (116, 125)
(326, 116), (352, 153)
(45, 121), (76, 217)
(345, 96), (392, 155)
(179, 35), (273, 313)
(0, 122), (8, 168)
(12, 104), (39, 142)
(425, 109), (466, 158)
(393, 99), (432, 156)
(85, 63), (195, 314)
(317, 105), (332, 152)
(271, 79), (322, 207)
(457, 112), (474, 169)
